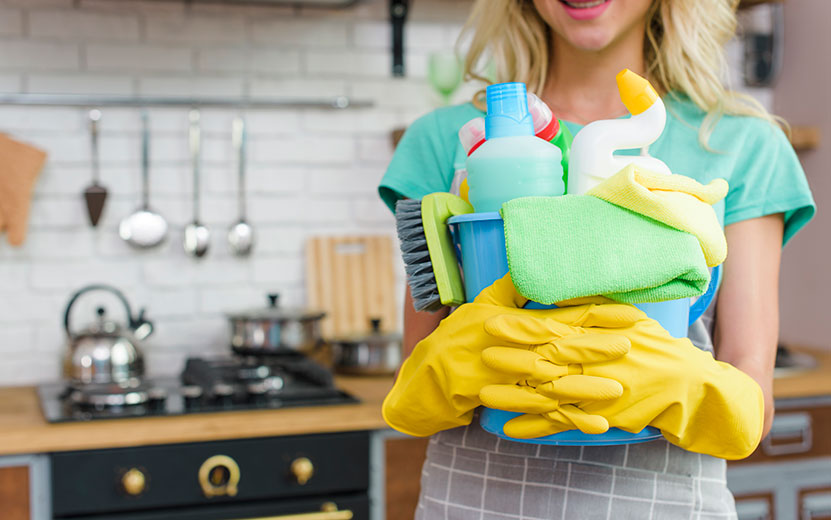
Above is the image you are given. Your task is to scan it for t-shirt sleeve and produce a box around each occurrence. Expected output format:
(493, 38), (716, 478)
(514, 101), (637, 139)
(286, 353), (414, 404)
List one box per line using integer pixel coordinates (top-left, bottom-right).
(378, 111), (457, 213)
(723, 121), (815, 245)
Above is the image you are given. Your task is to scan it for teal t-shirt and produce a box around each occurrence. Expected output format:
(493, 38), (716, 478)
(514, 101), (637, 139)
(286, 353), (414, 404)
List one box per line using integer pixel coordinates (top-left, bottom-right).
(379, 95), (815, 245)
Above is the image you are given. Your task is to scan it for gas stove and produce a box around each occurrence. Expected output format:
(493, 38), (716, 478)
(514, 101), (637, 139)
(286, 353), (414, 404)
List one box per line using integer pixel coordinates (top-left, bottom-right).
(38, 352), (358, 423)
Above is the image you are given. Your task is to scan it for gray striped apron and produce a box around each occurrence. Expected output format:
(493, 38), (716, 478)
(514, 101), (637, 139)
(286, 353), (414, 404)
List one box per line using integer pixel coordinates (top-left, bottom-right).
(414, 299), (739, 520)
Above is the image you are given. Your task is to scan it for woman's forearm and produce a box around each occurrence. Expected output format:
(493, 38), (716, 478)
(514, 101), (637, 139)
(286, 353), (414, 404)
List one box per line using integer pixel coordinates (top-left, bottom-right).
(714, 214), (784, 438)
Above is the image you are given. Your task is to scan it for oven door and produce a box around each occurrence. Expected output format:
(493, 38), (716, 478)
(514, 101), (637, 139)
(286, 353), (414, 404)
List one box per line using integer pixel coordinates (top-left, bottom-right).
(51, 432), (371, 519)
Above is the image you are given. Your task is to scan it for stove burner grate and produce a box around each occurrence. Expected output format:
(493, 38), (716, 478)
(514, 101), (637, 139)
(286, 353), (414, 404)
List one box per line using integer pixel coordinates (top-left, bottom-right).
(38, 352), (358, 423)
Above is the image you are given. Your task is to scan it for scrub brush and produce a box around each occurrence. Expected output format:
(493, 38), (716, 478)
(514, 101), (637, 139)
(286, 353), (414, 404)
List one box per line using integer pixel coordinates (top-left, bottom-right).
(395, 193), (473, 312)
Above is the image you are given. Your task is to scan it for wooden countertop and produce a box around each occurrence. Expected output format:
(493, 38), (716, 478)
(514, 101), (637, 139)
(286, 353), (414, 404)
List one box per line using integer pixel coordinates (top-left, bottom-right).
(0, 376), (393, 456)
(773, 347), (831, 400)
(0, 347), (829, 457)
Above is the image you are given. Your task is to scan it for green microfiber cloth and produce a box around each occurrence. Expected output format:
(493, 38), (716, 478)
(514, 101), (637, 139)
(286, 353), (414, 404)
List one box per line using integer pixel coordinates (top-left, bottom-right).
(501, 195), (710, 304)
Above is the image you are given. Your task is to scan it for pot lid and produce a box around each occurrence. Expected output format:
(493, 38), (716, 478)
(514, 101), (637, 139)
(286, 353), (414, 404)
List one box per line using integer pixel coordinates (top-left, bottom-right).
(332, 318), (402, 344)
(226, 294), (326, 321)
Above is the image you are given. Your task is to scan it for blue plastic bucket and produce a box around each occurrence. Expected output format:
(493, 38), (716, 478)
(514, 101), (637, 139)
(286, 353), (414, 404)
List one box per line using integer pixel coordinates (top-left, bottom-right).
(447, 211), (718, 446)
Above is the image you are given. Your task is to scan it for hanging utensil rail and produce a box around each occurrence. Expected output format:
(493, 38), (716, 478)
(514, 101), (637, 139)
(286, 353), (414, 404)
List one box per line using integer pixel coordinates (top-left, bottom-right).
(0, 94), (373, 110)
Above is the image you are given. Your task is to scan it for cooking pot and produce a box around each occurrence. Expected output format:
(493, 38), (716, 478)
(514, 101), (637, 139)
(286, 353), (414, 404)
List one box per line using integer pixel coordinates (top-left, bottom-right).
(331, 318), (402, 375)
(63, 284), (153, 386)
(227, 294), (326, 355)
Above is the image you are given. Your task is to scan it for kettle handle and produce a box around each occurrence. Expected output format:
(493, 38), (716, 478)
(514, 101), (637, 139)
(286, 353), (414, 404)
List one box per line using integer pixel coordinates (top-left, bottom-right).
(63, 284), (142, 337)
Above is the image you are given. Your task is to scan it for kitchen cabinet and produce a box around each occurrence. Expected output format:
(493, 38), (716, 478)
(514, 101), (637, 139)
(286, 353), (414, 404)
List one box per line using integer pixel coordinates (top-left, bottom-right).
(51, 432), (369, 518)
(729, 397), (831, 520)
(0, 465), (30, 520)
(50, 432), (370, 519)
(385, 436), (428, 520)
(0, 455), (49, 520)
(800, 487), (831, 520)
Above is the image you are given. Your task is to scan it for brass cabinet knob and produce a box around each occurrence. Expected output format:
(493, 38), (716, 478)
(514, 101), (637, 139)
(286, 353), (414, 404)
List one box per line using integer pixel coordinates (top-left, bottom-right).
(290, 457), (314, 485)
(121, 468), (146, 496)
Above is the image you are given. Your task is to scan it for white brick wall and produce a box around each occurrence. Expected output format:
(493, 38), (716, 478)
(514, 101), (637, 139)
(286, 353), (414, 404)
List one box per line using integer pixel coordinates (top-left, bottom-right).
(0, 0), (470, 385)
(29, 10), (141, 41)
(0, 41), (80, 70)
(86, 44), (194, 73)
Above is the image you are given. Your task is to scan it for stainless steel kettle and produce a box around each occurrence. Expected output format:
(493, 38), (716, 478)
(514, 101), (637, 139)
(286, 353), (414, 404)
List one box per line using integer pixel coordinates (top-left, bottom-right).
(63, 284), (154, 386)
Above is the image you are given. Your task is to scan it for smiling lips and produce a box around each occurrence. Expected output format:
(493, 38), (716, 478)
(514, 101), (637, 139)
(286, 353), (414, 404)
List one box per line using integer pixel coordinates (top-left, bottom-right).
(562, 0), (608, 6)
(559, 0), (612, 20)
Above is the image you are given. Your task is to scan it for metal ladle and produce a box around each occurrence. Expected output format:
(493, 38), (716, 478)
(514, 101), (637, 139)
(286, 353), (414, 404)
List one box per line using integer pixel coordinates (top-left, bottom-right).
(119, 111), (168, 249)
(183, 109), (210, 258)
(227, 116), (254, 256)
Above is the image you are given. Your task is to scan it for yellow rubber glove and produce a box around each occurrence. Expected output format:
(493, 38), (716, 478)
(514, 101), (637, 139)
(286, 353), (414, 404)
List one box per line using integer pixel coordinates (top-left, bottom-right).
(480, 308), (764, 460)
(587, 164), (728, 267)
(382, 275), (646, 437)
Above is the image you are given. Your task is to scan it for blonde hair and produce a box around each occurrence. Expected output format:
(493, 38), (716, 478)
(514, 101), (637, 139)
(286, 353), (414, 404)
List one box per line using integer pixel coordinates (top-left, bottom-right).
(460, 0), (782, 147)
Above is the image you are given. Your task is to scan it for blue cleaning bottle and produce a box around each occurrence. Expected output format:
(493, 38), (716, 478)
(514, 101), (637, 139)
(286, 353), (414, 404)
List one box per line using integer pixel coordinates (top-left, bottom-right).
(465, 82), (565, 213)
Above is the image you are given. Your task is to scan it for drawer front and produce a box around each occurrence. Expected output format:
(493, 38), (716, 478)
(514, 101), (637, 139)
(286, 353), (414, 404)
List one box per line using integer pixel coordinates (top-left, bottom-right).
(734, 492), (774, 520)
(385, 437), (429, 520)
(801, 487), (831, 520)
(52, 431), (370, 517)
(0, 465), (29, 520)
(736, 405), (831, 464)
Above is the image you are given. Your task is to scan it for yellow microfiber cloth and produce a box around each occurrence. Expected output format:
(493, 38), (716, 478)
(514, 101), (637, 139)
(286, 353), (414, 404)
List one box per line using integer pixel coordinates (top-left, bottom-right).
(587, 164), (728, 267)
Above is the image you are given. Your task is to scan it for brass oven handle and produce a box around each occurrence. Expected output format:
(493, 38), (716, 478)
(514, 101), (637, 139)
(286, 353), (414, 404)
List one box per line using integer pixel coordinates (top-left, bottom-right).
(238, 502), (353, 520)
(198, 454), (240, 498)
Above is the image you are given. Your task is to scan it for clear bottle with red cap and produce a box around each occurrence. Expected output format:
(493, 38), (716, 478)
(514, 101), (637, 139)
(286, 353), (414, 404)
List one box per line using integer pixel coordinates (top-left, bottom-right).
(527, 92), (572, 186)
(464, 82), (565, 212)
(456, 91), (572, 202)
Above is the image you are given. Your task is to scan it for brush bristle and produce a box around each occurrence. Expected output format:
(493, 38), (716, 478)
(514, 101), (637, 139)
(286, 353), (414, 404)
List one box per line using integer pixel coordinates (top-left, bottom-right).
(395, 198), (442, 312)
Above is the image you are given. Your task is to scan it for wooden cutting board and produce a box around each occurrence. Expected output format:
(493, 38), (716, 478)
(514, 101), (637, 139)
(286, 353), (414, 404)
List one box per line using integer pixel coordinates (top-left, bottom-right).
(306, 235), (398, 338)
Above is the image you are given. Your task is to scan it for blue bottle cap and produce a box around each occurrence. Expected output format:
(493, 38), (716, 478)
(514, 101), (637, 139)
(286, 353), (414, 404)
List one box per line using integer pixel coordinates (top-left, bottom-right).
(485, 82), (535, 139)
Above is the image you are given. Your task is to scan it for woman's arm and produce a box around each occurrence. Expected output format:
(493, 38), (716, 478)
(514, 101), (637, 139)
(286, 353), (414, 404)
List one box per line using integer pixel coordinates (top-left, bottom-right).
(403, 284), (450, 357)
(714, 213), (784, 438)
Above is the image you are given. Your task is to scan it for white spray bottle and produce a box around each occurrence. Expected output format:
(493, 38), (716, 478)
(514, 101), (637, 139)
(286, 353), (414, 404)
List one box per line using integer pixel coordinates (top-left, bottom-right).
(567, 69), (671, 195)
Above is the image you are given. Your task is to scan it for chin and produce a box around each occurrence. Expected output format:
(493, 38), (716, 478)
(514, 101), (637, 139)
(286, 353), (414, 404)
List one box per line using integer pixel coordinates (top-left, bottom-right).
(561, 27), (616, 51)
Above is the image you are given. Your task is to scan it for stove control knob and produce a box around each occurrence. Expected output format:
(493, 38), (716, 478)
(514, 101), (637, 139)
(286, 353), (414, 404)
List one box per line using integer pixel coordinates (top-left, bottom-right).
(198, 455), (240, 498)
(121, 468), (146, 496)
(290, 457), (314, 485)
(182, 385), (204, 408)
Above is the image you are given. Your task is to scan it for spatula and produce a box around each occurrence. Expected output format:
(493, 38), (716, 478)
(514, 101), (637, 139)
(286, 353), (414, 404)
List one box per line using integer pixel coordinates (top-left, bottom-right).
(84, 109), (107, 227)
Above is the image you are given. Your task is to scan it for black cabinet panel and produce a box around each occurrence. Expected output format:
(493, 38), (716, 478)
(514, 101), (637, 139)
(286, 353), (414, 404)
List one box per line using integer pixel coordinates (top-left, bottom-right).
(52, 431), (370, 517)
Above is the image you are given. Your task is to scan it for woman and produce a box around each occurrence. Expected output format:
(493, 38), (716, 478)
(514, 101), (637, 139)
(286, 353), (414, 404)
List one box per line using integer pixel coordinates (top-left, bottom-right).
(379, 0), (815, 517)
